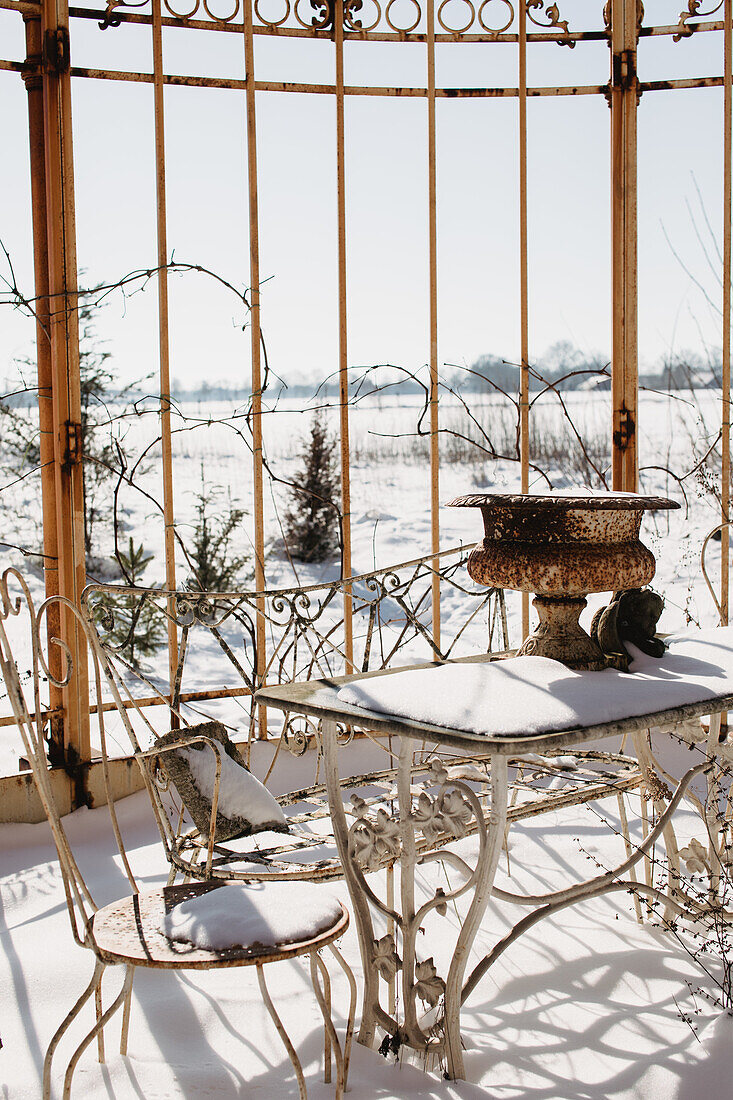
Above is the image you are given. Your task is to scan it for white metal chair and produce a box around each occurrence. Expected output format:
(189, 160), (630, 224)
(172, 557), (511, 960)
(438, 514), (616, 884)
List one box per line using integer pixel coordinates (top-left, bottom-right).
(0, 568), (356, 1099)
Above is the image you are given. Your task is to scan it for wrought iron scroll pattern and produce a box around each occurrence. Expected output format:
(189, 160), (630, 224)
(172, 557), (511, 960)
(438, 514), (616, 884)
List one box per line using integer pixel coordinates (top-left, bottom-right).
(99, 0), (151, 31)
(94, 0), (584, 41)
(84, 546), (508, 752)
(347, 757), (488, 1052)
(673, 0), (725, 40)
(525, 0), (574, 46)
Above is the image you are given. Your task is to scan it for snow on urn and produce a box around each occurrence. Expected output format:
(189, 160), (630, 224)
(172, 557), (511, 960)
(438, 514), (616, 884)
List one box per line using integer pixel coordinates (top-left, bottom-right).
(448, 491), (679, 671)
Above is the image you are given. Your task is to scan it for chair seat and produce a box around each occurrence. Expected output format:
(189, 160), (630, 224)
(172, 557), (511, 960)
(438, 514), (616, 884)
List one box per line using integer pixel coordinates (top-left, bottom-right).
(90, 881), (349, 969)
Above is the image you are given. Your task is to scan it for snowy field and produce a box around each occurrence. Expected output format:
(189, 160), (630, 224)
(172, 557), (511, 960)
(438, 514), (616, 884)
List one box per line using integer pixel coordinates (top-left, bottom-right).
(0, 386), (729, 774)
(2, 387), (733, 1097)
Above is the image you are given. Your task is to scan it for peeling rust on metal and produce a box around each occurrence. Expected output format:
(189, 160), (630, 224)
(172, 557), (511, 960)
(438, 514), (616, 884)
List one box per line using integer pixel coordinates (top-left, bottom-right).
(42, 26), (69, 75)
(449, 493), (678, 670)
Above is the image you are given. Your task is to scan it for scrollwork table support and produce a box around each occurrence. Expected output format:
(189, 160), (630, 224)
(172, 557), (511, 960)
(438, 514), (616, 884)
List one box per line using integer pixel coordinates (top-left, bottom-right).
(322, 717), (508, 1080)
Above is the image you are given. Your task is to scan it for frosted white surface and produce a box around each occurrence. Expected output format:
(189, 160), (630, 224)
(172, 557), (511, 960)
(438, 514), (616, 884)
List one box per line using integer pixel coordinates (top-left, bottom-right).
(160, 881), (341, 950)
(3, 753), (732, 1098)
(179, 744), (287, 826)
(337, 626), (733, 737)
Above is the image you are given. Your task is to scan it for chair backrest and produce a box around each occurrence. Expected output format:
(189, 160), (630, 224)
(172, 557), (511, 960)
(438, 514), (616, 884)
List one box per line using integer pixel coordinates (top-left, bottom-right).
(0, 568), (139, 948)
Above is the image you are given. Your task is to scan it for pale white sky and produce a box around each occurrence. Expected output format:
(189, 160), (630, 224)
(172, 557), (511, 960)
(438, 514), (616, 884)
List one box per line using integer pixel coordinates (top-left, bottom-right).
(0, 1), (728, 389)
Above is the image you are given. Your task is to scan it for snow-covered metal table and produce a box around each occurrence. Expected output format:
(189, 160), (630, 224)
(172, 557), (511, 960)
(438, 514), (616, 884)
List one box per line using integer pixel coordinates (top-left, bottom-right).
(257, 626), (733, 1080)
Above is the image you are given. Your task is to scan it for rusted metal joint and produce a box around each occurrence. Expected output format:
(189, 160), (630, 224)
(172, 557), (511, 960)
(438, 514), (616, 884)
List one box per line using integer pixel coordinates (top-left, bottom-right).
(612, 48), (637, 93)
(613, 404), (635, 451)
(63, 421), (83, 469)
(62, 743), (92, 810)
(43, 27), (70, 76)
(46, 710), (65, 769)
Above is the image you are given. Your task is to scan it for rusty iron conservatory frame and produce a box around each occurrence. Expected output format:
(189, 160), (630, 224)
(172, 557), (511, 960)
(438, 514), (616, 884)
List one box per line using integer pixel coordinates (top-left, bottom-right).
(0, 0), (731, 801)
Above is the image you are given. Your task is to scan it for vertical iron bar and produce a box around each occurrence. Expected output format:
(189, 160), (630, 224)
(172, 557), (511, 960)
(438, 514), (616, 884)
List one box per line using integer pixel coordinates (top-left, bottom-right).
(244, 0), (268, 737)
(335, 1), (354, 671)
(41, 0), (90, 782)
(151, 0), (178, 695)
(611, 0), (639, 492)
(22, 9), (64, 765)
(427, 0), (440, 650)
(519, 3), (530, 638)
(722, 0), (731, 625)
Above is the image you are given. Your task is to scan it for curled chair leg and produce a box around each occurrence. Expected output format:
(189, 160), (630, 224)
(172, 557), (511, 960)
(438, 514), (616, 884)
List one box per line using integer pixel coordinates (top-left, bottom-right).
(44, 959), (105, 1100)
(257, 963), (307, 1100)
(328, 942), (356, 1087)
(310, 951), (345, 1100)
(62, 966), (134, 1100)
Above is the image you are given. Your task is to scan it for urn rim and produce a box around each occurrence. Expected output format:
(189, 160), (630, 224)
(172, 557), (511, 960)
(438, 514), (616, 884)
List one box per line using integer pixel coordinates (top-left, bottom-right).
(447, 491), (679, 512)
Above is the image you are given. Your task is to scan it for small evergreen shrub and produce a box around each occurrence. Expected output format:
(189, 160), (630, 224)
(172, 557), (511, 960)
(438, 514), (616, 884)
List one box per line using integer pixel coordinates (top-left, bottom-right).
(97, 538), (166, 667)
(186, 461), (249, 591)
(283, 410), (340, 563)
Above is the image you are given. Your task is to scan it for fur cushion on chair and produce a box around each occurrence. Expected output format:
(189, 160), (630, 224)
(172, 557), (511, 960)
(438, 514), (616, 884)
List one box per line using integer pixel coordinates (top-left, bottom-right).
(155, 721), (290, 842)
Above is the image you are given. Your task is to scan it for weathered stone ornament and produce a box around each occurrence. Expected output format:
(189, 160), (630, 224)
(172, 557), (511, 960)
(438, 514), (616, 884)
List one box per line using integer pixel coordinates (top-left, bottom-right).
(590, 587), (665, 672)
(449, 491), (678, 671)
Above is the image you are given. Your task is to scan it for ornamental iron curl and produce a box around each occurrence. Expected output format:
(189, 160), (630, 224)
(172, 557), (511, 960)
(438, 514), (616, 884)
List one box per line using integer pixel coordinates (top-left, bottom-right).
(674, 0), (725, 41)
(526, 0), (575, 47)
(84, 544), (508, 739)
(99, 0), (150, 31)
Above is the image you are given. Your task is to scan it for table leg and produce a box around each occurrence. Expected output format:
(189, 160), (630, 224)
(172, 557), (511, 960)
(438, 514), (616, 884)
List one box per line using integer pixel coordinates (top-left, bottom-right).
(632, 727), (681, 919)
(323, 720), (511, 1078)
(443, 754), (508, 1080)
(322, 717), (380, 1047)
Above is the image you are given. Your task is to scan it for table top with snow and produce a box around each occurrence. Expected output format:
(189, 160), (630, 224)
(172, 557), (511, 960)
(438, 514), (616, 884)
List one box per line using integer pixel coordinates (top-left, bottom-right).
(257, 626), (733, 753)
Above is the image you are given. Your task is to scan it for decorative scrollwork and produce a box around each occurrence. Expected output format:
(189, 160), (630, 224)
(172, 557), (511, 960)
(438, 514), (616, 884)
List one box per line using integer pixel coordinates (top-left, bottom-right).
(412, 762), (474, 842)
(344, 0), (382, 30)
(255, 0), (293, 27)
(385, 0), (422, 33)
(349, 796), (401, 870)
(437, 0), (476, 35)
(526, 0), (575, 48)
(98, 0), (150, 31)
(202, 0), (241, 20)
(282, 713), (318, 755)
(673, 0), (725, 41)
(477, 0), (514, 36)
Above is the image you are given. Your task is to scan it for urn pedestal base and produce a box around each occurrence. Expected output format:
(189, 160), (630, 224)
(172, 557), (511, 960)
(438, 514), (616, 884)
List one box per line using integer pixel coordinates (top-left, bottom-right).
(516, 596), (607, 671)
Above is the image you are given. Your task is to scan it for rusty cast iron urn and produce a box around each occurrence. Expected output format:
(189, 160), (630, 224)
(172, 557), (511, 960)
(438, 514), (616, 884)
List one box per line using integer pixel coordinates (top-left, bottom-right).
(448, 491), (679, 671)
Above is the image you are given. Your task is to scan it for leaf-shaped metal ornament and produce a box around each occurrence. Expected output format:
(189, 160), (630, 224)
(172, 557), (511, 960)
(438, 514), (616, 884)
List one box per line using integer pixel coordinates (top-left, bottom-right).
(373, 934), (402, 982)
(414, 958), (445, 1008)
(679, 837), (708, 875)
(412, 791), (445, 843)
(439, 788), (473, 838)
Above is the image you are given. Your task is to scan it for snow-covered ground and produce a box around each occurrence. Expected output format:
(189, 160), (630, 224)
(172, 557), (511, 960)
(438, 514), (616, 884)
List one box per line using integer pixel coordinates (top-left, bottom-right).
(2, 764), (732, 1099)
(2, 386), (733, 1097)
